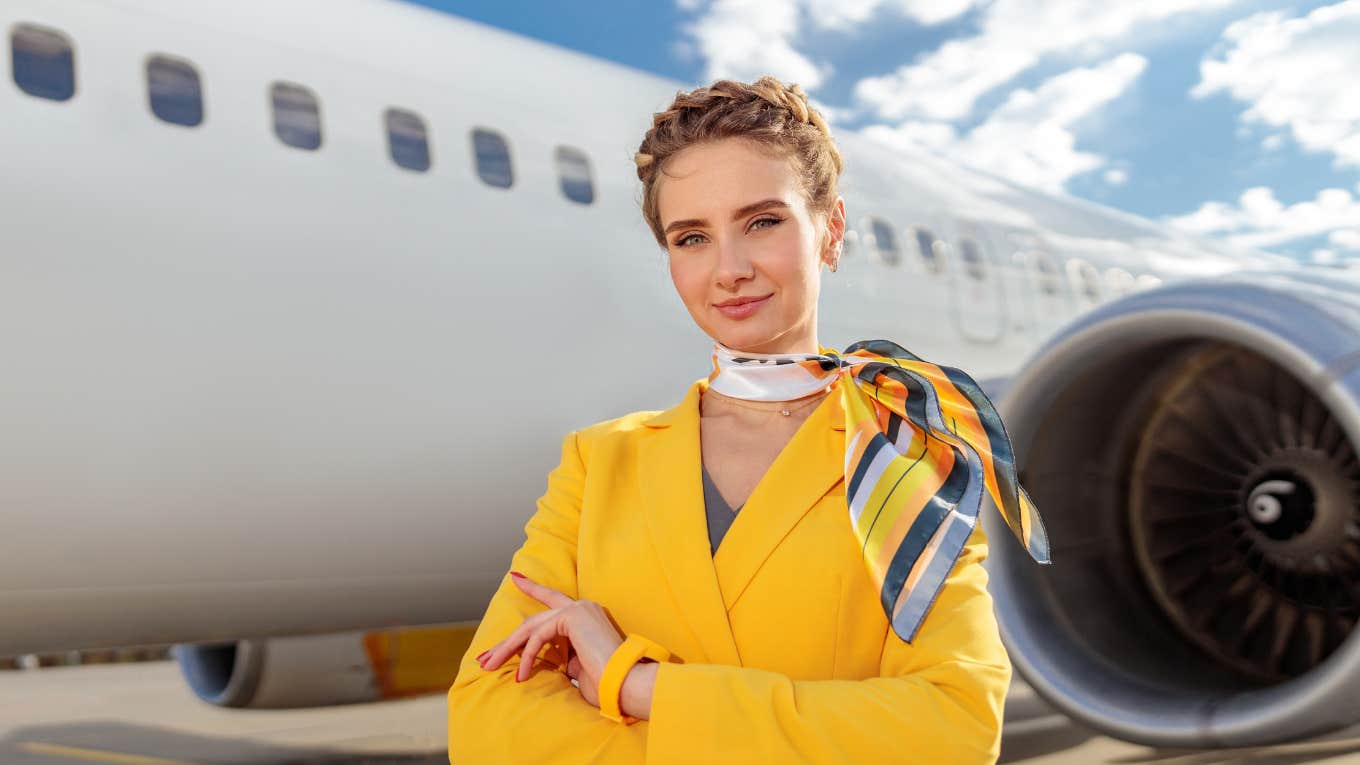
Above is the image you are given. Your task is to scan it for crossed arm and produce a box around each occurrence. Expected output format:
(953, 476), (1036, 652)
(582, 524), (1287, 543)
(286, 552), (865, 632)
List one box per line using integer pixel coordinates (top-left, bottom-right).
(447, 429), (1011, 764)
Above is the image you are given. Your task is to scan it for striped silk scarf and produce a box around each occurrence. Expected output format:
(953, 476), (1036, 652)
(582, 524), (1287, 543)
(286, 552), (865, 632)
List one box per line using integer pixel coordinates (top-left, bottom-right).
(707, 338), (1051, 643)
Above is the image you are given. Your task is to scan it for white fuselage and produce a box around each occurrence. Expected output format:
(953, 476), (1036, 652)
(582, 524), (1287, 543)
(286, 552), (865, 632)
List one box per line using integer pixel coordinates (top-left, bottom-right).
(0, 0), (1296, 654)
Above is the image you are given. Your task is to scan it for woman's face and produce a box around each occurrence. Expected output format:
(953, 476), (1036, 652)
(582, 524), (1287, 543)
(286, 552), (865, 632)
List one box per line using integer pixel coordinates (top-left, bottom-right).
(657, 137), (844, 355)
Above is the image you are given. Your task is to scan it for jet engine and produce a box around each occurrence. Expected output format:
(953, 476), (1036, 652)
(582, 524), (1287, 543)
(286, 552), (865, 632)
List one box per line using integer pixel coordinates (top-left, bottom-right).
(987, 271), (1360, 747)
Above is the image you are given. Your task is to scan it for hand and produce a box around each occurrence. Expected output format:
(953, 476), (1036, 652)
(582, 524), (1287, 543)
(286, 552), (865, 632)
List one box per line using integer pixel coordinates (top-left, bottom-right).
(477, 571), (626, 709)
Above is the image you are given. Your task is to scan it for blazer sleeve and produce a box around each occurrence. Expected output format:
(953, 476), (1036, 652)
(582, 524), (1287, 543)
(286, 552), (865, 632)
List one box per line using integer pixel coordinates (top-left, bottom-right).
(447, 429), (648, 764)
(643, 521), (1012, 765)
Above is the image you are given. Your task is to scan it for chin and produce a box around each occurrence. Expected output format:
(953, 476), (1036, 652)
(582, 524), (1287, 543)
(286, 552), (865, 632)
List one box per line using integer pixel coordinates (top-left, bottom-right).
(714, 326), (786, 353)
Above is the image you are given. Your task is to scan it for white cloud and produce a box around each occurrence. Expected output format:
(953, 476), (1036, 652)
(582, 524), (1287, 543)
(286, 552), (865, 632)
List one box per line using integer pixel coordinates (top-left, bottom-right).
(889, 0), (980, 25)
(801, 0), (981, 30)
(852, 0), (1239, 122)
(862, 54), (1148, 192)
(681, 0), (828, 88)
(1104, 168), (1129, 186)
(1166, 184), (1360, 251)
(1332, 228), (1360, 250)
(677, 0), (983, 89)
(1192, 1), (1360, 167)
(1261, 134), (1284, 151)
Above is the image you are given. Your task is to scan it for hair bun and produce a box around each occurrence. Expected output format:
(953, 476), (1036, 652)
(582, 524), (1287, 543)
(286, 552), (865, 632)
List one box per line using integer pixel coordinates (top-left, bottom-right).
(753, 76), (811, 125)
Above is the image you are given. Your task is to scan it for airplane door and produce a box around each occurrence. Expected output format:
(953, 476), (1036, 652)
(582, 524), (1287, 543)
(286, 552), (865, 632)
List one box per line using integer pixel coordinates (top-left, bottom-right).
(1019, 239), (1074, 342)
(945, 222), (1006, 344)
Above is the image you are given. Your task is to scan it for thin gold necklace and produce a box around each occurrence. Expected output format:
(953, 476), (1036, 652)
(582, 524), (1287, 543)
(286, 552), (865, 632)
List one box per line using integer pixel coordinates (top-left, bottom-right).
(704, 386), (831, 418)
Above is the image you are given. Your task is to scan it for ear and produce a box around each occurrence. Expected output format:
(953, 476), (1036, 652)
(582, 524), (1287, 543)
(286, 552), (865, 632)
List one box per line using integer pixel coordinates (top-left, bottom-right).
(821, 196), (846, 266)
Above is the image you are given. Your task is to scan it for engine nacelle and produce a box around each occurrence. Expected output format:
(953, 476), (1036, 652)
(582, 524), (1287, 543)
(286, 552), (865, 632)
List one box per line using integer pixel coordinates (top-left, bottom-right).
(173, 622), (476, 708)
(986, 271), (1360, 747)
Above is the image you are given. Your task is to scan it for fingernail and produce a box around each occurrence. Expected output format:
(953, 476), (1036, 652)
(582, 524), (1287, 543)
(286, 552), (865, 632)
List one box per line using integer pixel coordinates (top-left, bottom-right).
(510, 571), (526, 580)
(476, 650), (489, 662)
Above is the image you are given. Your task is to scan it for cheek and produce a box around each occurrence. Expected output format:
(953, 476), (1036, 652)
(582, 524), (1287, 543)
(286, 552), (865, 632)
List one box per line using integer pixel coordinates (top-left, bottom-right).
(761, 239), (818, 296)
(780, 273), (818, 318)
(669, 258), (708, 309)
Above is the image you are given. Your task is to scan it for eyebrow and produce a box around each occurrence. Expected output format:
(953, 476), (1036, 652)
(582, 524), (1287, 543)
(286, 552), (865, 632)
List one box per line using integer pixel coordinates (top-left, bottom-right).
(662, 198), (791, 237)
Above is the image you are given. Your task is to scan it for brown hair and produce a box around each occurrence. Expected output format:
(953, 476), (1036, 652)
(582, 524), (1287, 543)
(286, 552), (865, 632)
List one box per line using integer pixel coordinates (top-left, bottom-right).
(633, 75), (844, 250)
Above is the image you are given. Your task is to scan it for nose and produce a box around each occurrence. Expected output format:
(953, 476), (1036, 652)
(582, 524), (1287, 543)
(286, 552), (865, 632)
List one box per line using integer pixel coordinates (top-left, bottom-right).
(713, 236), (755, 290)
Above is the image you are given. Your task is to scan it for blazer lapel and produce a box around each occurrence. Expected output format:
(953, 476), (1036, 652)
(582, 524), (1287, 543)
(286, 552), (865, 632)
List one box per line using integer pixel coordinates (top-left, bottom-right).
(639, 377), (741, 665)
(713, 379), (845, 612)
(639, 374), (847, 666)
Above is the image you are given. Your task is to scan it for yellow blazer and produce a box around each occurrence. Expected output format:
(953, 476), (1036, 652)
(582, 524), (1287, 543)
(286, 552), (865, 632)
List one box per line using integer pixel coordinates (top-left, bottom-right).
(447, 374), (1012, 764)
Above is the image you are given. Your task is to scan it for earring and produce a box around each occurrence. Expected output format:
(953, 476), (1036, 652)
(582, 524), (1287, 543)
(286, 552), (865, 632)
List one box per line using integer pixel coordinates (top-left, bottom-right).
(829, 259), (839, 273)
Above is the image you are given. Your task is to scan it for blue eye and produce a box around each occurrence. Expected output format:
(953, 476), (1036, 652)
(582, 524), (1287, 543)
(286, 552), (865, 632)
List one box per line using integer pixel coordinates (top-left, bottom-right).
(672, 216), (783, 248)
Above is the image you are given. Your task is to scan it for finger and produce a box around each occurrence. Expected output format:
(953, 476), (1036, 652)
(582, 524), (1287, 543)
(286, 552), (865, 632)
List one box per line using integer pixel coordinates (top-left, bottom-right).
(517, 622), (560, 683)
(481, 610), (555, 670)
(476, 632), (512, 665)
(475, 640), (499, 667)
(510, 572), (576, 610)
(566, 655), (582, 689)
(483, 624), (534, 671)
(510, 573), (575, 610)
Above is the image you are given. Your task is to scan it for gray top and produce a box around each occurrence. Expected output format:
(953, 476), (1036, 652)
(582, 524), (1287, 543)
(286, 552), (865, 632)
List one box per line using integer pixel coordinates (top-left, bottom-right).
(701, 463), (744, 555)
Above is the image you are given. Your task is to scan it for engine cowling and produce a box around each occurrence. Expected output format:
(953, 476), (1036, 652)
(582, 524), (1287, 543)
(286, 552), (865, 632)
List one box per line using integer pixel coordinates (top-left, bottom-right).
(986, 271), (1360, 747)
(173, 622), (476, 708)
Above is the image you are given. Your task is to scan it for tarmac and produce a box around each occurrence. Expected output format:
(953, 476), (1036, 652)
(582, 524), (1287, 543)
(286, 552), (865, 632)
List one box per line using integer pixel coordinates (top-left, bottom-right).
(5, 661), (1360, 764)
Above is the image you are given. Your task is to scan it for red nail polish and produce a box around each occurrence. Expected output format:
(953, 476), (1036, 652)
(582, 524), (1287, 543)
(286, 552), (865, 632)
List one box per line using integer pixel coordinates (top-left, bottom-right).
(510, 571), (526, 579)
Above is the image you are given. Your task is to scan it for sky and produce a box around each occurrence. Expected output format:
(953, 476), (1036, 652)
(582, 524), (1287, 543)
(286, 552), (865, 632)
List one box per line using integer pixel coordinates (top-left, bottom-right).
(409, 0), (1360, 263)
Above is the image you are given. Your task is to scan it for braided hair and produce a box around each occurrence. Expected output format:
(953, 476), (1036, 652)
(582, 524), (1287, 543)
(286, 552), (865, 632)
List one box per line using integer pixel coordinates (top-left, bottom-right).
(634, 75), (844, 250)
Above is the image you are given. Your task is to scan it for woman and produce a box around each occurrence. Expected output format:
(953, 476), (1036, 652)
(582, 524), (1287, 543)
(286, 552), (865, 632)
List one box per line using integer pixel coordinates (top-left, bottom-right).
(447, 76), (1048, 764)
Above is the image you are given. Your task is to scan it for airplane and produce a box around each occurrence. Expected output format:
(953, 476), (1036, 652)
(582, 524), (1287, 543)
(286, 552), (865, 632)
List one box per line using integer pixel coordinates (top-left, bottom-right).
(6, 0), (1358, 751)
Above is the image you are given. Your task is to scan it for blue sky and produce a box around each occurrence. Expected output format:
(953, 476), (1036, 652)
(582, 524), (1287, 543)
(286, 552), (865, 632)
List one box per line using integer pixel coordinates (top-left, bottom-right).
(412, 0), (1359, 261)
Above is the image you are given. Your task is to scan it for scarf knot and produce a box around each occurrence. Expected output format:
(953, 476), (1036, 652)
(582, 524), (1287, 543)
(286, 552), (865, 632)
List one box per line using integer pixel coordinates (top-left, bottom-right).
(708, 338), (1051, 643)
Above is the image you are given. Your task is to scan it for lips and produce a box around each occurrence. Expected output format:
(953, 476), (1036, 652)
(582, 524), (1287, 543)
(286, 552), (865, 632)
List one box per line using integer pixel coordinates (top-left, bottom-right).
(715, 295), (770, 307)
(714, 293), (772, 320)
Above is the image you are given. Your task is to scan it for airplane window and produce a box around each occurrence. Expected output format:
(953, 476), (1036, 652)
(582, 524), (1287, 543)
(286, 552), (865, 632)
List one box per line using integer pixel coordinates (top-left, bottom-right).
(555, 146), (594, 204)
(1030, 251), (1061, 295)
(271, 82), (322, 151)
(867, 217), (900, 266)
(472, 128), (513, 188)
(1104, 267), (1135, 296)
(1067, 258), (1102, 302)
(11, 24), (75, 101)
(146, 56), (203, 127)
(386, 108), (431, 172)
(913, 226), (943, 274)
(957, 237), (988, 281)
(1084, 269), (1101, 300)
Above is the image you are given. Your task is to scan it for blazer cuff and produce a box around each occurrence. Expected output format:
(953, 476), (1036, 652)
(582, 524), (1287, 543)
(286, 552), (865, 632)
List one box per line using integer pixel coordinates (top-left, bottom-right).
(599, 633), (671, 724)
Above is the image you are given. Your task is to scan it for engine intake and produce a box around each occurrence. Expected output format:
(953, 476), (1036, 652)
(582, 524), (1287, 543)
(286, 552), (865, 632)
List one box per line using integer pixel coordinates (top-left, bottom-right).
(985, 273), (1360, 747)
